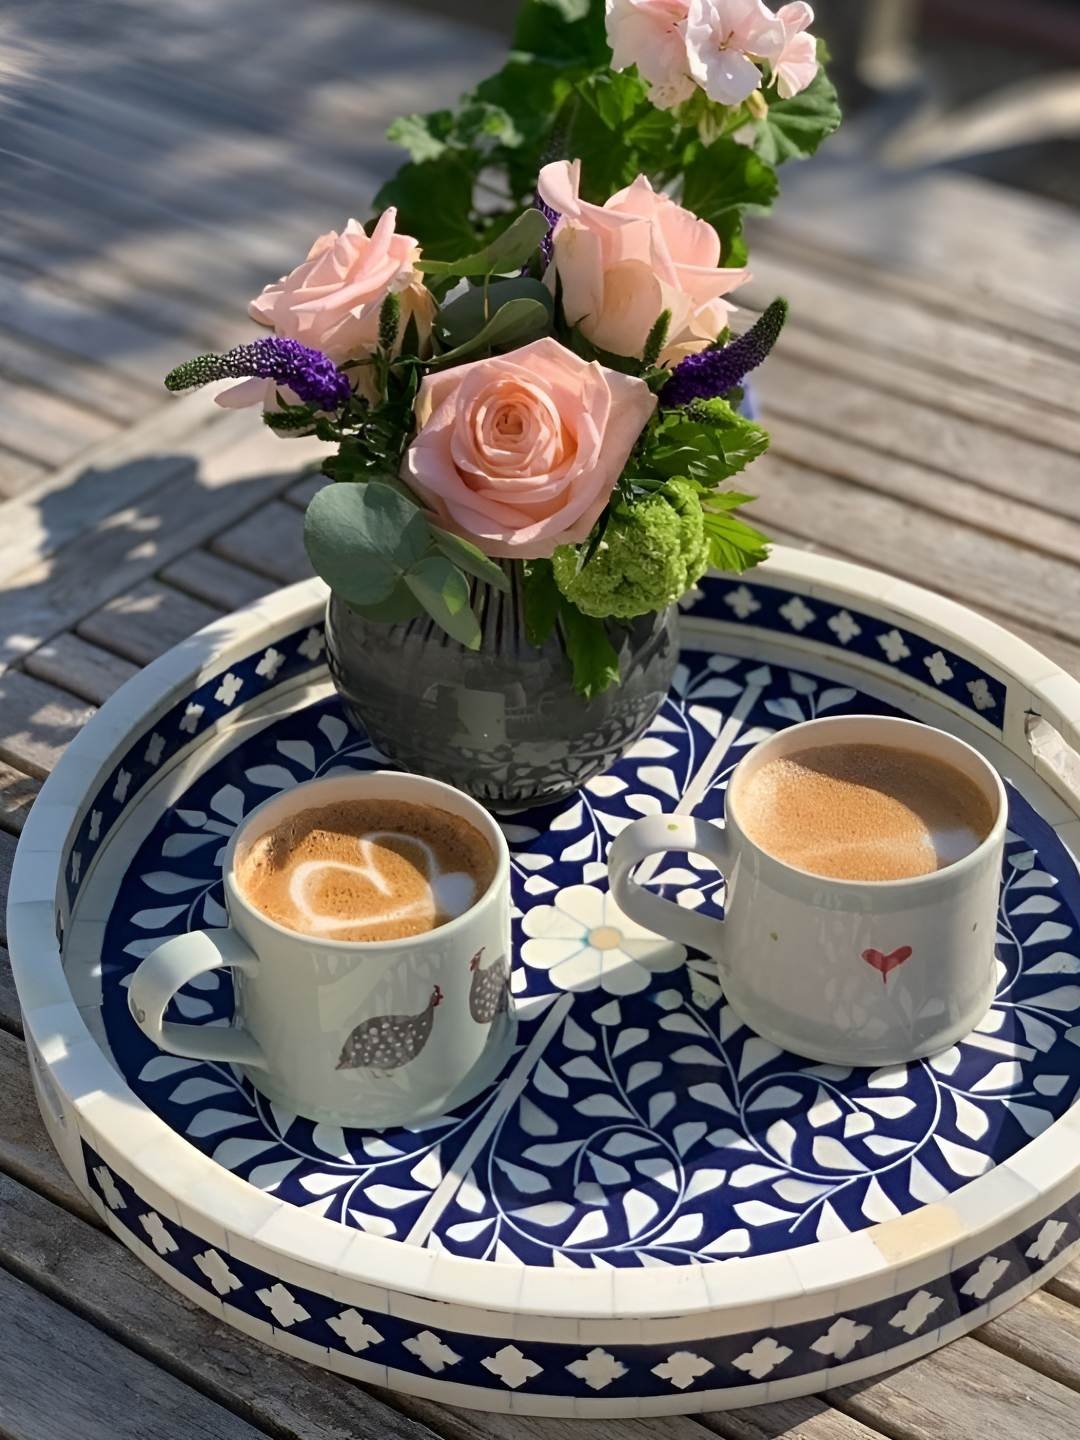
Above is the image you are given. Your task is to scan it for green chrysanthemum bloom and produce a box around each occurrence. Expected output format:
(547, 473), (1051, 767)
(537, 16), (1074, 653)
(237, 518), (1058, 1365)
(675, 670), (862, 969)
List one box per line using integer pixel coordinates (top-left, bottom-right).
(553, 478), (710, 620)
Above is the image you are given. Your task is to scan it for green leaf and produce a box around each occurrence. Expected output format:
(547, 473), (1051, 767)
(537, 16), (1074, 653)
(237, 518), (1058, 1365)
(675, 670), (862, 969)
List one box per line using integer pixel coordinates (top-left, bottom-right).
(421, 208), (552, 278)
(512, 0), (609, 66)
(753, 68), (842, 166)
(642, 309), (671, 369)
(712, 210), (748, 268)
(373, 156), (476, 260)
(701, 506), (770, 574)
(451, 101), (523, 154)
(386, 111), (454, 164)
(437, 277), (555, 351)
(404, 555), (482, 649)
(431, 529), (511, 592)
(522, 559), (560, 648)
(303, 482), (431, 605)
(643, 399), (770, 484)
(344, 582), (426, 624)
(681, 137), (778, 227)
(559, 599), (621, 700)
(430, 296), (552, 366)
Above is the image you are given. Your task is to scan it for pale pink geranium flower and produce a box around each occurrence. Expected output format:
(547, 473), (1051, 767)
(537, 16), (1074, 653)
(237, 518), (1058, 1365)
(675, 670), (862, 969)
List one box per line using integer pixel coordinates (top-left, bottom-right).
(217, 209), (435, 411)
(771, 2), (819, 98)
(605, 0), (696, 110)
(684, 0), (784, 106)
(538, 158), (750, 366)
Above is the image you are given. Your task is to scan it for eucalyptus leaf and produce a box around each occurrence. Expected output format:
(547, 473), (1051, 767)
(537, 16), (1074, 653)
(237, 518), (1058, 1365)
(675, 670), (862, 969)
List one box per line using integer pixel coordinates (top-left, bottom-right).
(344, 582), (426, 624)
(437, 278), (554, 352)
(430, 296), (552, 367)
(405, 555), (482, 649)
(431, 529), (510, 591)
(421, 208), (551, 278)
(303, 482), (431, 606)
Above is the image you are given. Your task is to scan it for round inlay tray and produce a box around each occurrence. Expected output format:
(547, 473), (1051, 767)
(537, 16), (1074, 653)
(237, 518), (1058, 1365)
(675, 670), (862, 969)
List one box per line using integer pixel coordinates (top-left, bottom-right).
(11, 548), (1080, 1417)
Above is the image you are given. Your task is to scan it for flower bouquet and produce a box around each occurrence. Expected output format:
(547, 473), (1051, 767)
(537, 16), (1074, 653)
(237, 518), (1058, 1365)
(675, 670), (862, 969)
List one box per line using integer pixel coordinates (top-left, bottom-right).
(166, 0), (840, 803)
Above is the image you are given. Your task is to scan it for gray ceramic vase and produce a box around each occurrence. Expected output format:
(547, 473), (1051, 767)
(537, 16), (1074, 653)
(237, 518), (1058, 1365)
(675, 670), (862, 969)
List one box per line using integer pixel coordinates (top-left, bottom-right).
(325, 569), (678, 810)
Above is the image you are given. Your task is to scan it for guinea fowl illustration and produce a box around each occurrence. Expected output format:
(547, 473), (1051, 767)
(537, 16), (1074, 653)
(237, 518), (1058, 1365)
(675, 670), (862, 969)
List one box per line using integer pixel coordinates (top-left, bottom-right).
(336, 985), (443, 1072)
(468, 947), (509, 1024)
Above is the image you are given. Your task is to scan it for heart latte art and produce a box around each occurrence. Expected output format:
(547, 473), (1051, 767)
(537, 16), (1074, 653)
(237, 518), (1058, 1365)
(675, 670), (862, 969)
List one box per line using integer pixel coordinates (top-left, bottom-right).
(236, 799), (496, 943)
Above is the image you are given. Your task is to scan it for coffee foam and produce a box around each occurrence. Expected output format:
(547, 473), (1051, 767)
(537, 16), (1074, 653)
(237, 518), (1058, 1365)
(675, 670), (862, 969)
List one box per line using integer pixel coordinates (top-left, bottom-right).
(736, 743), (994, 883)
(236, 799), (495, 942)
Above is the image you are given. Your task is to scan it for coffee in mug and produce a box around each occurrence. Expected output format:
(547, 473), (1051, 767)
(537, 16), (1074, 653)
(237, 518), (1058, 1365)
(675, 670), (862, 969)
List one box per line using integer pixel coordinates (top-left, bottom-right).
(235, 799), (496, 943)
(738, 743), (995, 882)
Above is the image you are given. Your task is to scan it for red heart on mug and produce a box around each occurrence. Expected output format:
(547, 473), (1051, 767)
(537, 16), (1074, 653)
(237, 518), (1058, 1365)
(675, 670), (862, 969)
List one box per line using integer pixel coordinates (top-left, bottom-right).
(862, 945), (913, 984)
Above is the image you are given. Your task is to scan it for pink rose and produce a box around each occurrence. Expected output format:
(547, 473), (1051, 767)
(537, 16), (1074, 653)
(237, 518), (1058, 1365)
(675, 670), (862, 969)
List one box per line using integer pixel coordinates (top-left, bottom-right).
(537, 159), (749, 366)
(605, 0), (696, 111)
(402, 337), (656, 560)
(218, 208), (435, 410)
(685, 0), (784, 105)
(771, 2), (818, 99)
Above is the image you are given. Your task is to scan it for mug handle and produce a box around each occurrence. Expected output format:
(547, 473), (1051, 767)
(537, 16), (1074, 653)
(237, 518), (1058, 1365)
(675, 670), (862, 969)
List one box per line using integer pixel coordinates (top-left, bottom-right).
(128, 929), (269, 1069)
(608, 814), (731, 957)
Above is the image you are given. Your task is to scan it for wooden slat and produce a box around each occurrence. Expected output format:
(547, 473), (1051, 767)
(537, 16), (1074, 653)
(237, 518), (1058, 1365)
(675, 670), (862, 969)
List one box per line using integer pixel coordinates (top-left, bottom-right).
(0, 764), (41, 837)
(0, 1174), (448, 1440)
(0, 830), (15, 936)
(0, 1265), (271, 1440)
(829, 1333), (1080, 1440)
(210, 498), (313, 585)
(771, 163), (1080, 352)
(750, 455), (1080, 647)
(744, 254), (1079, 417)
(0, 422), (325, 672)
(159, 549), (273, 613)
(0, 947), (20, 1037)
(701, 1395), (888, 1440)
(0, 673), (94, 780)
(78, 581), (222, 667)
(977, 1289), (1080, 1394)
(0, 376), (116, 472)
(24, 634), (139, 706)
(755, 355), (1080, 527)
(0, 1031), (96, 1224)
(0, 310), (155, 424)
(0, 448), (49, 499)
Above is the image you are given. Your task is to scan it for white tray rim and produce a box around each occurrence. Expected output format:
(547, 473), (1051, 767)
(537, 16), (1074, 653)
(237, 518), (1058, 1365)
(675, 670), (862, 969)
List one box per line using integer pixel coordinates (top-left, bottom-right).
(10, 546), (1080, 1337)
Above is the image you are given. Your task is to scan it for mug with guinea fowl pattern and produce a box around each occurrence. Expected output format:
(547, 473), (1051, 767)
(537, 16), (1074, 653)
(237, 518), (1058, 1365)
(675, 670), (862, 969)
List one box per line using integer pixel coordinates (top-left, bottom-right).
(128, 772), (515, 1127)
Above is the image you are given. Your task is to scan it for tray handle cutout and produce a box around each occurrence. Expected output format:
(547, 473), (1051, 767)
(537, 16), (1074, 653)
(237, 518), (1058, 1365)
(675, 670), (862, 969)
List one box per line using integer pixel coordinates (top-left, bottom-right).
(1026, 711), (1080, 810)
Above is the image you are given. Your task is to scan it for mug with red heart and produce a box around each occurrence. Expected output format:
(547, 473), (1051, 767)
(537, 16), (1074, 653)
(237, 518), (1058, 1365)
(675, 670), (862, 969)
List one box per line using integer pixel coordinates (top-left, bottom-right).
(609, 714), (1008, 1066)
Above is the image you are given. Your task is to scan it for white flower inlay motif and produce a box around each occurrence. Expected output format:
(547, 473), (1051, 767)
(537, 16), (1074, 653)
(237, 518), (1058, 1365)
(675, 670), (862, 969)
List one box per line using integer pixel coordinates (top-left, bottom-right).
(732, 1336), (792, 1379)
(403, 1330), (462, 1373)
(779, 596), (816, 632)
(967, 678), (995, 712)
(1026, 1219), (1068, 1264)
(255, 646), (285, 680)
(215, 673), (243, 706)
(93, 1165), (123, 1211)
(328, 1308), (382, 1352)
(961, 1255), (1010, 1300)
(924, 650), (955, 686)
(482, 1345), (542, 1389)
(70, 851), (82, 884)
(827, 609), (861, 645)
(112, 768), (131, 803)
(567, 1347), (627, 1391)
(652, 1350), (713, 1390)
(811, 1316), (871, 1360)
(144, 733), (166, 766)
(724, 584), (761, 621)
(179, 702), (204, 735)
(139, 1211), (177, 1256)
(522, 885), (685, 996)
(194, 1249), (242, 1296)
(88, 810), (102, 843)
(877, 628), (911, 664)
(256, 1282), (310, 1328)
(298, 628), (326, 662)
(889, 1289), (943, 1335)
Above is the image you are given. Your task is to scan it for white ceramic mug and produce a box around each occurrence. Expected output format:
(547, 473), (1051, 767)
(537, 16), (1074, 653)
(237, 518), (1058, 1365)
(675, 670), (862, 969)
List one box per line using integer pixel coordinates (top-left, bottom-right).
(609, 715), (1007, 1066)
(128, 772), (515, 1127)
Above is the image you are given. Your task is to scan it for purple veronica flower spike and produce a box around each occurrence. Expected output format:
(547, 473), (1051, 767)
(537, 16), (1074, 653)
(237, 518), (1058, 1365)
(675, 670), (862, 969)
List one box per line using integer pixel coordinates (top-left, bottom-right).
(534, 193), (560, 269)
(660, 299), (789, 408)
(165, 337), (352, 412)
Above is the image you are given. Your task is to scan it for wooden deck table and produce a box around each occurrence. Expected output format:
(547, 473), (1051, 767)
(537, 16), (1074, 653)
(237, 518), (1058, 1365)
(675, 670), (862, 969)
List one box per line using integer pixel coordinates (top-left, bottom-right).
(1, 2), (1079, 1436)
